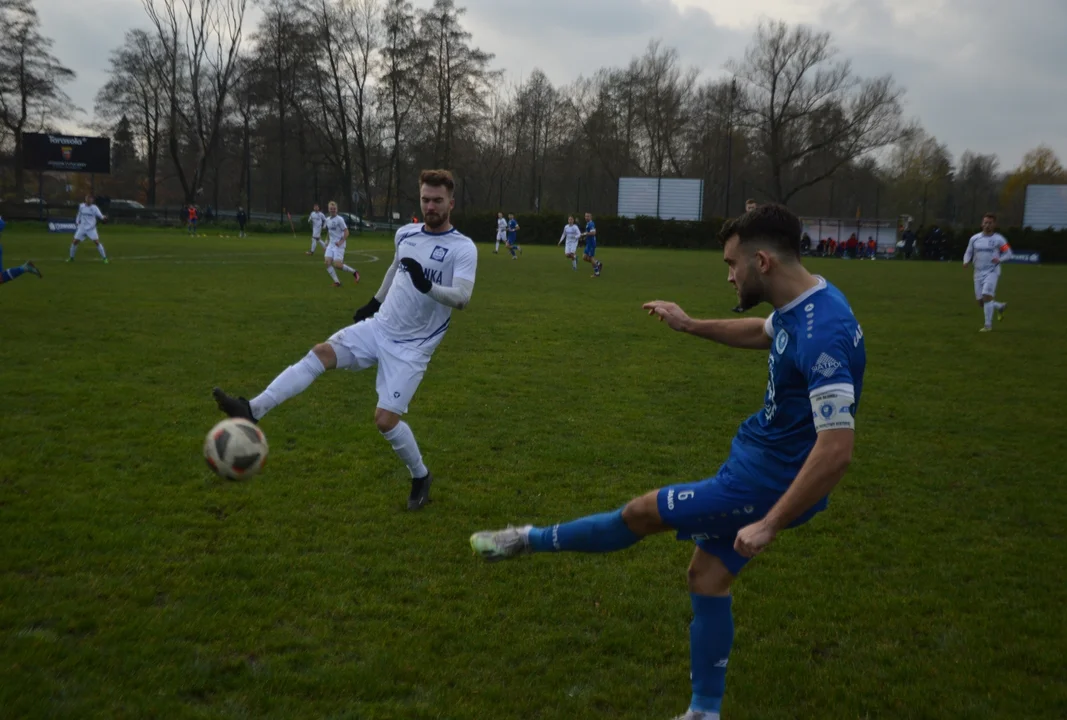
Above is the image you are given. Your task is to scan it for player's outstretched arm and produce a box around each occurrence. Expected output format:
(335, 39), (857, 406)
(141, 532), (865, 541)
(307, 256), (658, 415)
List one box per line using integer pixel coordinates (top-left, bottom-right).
(643, 301), (771, 350)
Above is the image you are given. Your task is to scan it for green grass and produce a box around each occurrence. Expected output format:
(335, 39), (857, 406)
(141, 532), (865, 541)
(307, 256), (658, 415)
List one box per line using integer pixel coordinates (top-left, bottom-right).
(1, 225), (1065, 719)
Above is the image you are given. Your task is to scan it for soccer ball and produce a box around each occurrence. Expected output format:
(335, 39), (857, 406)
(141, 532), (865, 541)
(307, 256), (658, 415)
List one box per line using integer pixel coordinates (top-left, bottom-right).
(203, 418), (269, 480)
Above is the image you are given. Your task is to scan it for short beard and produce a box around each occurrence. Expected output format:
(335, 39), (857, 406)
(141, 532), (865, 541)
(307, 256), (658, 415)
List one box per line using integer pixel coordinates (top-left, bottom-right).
(736, 274), (766, 312)
(424, 210), (450, 231)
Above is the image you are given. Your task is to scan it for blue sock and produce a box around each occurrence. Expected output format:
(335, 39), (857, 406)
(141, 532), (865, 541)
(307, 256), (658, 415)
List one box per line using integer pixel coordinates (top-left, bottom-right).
(509, 247), (516, 257)
(1, 266), (25, 283)
(689, 594), (733, 714)
(527, 509), (641, 553)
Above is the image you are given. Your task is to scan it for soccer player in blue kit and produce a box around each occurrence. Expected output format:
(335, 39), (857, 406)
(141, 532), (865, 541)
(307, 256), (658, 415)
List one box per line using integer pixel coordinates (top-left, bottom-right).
(0, 216), (43, 285)
(470, 204), (866, 720)
(581, 211), (602, 276)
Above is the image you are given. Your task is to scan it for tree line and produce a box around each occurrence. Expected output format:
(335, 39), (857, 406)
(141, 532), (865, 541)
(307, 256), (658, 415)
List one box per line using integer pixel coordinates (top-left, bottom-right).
(1, 0), (1065, 227)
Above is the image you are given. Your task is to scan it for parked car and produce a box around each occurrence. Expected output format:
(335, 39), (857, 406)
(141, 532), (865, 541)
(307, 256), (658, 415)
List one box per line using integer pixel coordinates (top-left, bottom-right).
(337, 212), (374, 232)
(107, 199), (159, 220)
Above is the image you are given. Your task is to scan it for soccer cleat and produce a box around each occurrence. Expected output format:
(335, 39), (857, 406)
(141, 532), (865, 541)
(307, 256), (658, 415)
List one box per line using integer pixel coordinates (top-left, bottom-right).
(212, 387), (257, 423)
(470, 525), (533, 561)
(25, 262), (42, 278)
(333, 281), (342, 287)
(305, 251), (314, 255)
(407, 473), (433, 511)
(979, 326), (992, 333)
(102, 258), (109, 264)
(352, 270), (360, 283)
(65, 257), (74, 263)
(671, 712), (720, 720)
(997, 303), (1007, 321)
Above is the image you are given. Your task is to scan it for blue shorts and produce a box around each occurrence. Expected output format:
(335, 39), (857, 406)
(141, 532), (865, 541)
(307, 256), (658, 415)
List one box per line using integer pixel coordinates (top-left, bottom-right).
(656, 466), (827, 575)
(507, 234), (517, 245)
(584, 241), (596, 257)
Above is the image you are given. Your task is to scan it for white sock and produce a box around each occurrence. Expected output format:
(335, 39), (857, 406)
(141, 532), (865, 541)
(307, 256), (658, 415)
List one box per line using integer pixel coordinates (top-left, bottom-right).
(69, 243), (77, 258)
(96, 242), (107, 258)
(983, 301), (995, 327)
(994, 302), (1006, 311)
(249, 351), (326, 420)
(341, 264), (356, 274)
(310, 238), (317, 252)
(571, 258), (577, 269)
(319, 239), (327, 248)
(327, 265), (339, 282)
(495, 239), (500, 251)
(382, 421), (428, 478)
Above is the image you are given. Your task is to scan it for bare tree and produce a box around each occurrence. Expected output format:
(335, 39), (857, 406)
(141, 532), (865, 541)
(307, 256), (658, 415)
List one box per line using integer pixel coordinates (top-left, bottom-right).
(731, 20), (906, 205)
(306, 0), (355, 210)
(142, 0), (248, 204)
(418, 0), (494, 167)
(956, 151), (1000, 224)
(336, 0), (381, 216)
(96, 29), (166, 204)
(0, 0), (76, 196)
(379, 0), (426, 217)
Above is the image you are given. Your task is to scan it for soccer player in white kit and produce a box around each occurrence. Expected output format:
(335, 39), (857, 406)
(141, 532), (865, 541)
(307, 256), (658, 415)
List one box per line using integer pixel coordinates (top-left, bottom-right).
(322, 201), (360, 286)
(494, 212), (506, 253)
(67, 194), (109, 263)
(212, 170), (477, 510)
(558, 216), (582, 270)
(963, 212), (1012, 332)
(306, 204), (327, 255)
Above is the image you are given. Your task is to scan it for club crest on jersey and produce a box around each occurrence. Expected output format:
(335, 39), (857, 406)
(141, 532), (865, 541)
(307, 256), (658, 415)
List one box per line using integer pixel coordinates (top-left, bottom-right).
(775, 329), (789, 354)
(430, 245), (449, 262)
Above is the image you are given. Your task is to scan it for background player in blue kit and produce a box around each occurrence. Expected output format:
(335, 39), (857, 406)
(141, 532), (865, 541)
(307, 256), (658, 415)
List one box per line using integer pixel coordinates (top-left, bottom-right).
(0, 217), (43, 285)
(580, 211), (602, 276)
(505, 213), (521, 258)
(471, 204), (866, 720)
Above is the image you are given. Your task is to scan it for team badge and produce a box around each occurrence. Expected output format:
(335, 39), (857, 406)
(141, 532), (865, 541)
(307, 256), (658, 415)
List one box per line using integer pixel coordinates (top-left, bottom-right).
(61, 146), (73, 161)
(775, 329), (789, 354)
(430, 246), (449, 262)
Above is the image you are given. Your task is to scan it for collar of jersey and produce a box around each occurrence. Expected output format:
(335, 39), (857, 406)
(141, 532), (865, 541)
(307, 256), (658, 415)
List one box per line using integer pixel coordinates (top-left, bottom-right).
(418, 225), (458, 237)
(777, 276), (827, 314)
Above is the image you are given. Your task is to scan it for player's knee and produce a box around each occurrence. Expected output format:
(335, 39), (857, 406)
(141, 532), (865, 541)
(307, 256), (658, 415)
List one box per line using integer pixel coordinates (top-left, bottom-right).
(621, 491), (666, 536)
(374, 408), (400, 433)
(687, 549), (734, 596)
(311, 343), (337, 370)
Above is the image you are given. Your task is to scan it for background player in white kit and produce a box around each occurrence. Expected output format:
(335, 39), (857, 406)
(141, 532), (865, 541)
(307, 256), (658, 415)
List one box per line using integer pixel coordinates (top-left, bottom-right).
(558, 216), (582, 270)
(494, 212), (506, 253)
(963, 212), (1012, 332)
(67, 194), (109, 263)
(212, 170), (477, 510)
(323, 201), (360, 286)
(306, 204), (327, 255)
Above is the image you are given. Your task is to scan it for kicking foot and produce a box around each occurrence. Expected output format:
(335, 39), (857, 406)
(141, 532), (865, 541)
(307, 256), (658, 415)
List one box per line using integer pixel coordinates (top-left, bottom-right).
(212, 387), (256, 423)
(997, 303), (1007, 322)
(352, 270), (360, 283)
(469, 525), (533, 561)
(979, 326), (992, 333)
(407, 473), (433, 511)
(25, 261), (42, 278)
(333, 281), (342, 287)
(102, 258), (109, 264)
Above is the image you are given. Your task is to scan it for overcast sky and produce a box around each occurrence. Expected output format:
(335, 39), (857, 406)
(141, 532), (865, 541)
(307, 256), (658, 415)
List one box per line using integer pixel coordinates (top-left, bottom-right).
(39, 0), (1066, 170)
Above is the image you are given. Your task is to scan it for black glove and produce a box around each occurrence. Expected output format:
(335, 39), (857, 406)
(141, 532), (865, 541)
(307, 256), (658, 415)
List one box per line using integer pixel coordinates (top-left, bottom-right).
(353, 297), (382, 323)
(400, 257), (432, 293)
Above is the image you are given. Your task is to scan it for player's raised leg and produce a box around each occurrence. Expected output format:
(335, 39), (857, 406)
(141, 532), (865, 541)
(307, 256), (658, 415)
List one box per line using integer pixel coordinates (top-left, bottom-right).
(213, 342), (335, 423)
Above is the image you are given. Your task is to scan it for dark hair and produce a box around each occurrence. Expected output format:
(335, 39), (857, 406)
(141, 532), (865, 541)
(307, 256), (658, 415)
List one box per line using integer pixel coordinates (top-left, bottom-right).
(745, 198), (757, 205)
(983, 212), (997, 221)
(718, 204), (802, 260)
(419, 169), (454, 193)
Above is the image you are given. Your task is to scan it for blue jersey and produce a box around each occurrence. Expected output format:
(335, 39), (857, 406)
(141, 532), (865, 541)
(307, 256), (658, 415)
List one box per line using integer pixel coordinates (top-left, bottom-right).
(724, 277), (865, 493)
(584, 220), (596, 244)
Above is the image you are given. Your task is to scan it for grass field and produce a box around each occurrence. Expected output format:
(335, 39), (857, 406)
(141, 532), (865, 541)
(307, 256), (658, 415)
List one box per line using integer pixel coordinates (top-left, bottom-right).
(1, 224), (1065, 719)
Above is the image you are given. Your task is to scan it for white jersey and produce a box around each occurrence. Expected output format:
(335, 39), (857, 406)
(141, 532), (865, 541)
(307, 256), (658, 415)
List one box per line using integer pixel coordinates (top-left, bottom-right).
(377, 223), (478, 354)
(560, 223), (582, 245)
(324, 215), (347, 246)
(309, 211), (326, 237)
(77, 203), (104, 230)
(497, 218), (506, 232)
(964, 232), (1012, 275)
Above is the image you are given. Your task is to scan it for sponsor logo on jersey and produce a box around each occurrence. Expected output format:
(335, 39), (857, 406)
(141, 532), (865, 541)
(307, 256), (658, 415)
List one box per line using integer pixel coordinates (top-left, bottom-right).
(811, 352), (842, 378)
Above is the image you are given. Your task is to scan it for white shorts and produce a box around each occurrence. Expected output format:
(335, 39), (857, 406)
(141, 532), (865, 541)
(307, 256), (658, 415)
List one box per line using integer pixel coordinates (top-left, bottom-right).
(564, 240), (579, 255)
(325, 244), (346, 262)
(327, 319), (429, 415)
(496, 230), (506, 241)
(974, 272), (999, 299)
(312, 231), (322, 241)
(74, 228), (99, 241)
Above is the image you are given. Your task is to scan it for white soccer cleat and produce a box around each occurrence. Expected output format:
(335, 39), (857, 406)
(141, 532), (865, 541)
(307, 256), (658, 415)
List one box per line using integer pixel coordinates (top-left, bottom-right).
(671, 712), (720, 720)
(470, 525), (533, 562)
